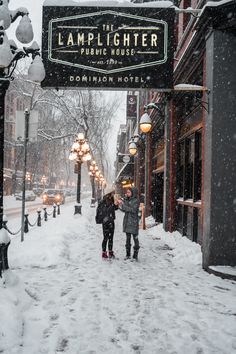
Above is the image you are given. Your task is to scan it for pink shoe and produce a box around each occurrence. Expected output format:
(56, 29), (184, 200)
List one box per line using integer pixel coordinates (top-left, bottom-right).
(102, 251), (108, 259)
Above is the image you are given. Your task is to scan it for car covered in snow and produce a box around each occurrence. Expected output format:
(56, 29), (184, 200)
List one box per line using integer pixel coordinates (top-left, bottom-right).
(15, 190), (37, 201)
(42, 189), (66, 205)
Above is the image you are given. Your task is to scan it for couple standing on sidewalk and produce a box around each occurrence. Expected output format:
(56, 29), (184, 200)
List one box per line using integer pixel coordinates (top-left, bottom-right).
(95, 187), (140, 261)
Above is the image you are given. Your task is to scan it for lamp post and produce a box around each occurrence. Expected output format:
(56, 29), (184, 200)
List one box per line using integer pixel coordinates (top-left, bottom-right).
(139, 102), (165, 217)
(89, 160), (98, 207)
(41, 175), (47, 190)
(95, 170), (103, 203)
(0, 1), (46, 228)
(26, 172), (31, 189)
(69, 133), (91, 214)
(128, 103), (164, 216)
(139, 110), (151, 217)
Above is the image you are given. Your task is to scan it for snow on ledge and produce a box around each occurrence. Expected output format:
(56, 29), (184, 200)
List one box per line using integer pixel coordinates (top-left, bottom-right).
(174, 84), (208, 91)
(209, 266), (236, 277)
(43, 0), (175, 8)
(204, 0), (234, 8)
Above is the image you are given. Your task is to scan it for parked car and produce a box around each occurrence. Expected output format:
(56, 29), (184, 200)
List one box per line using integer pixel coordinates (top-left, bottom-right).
(15, 190), (37, 201)
(42, 189), (66, 205)
(32, 187), (44, 197)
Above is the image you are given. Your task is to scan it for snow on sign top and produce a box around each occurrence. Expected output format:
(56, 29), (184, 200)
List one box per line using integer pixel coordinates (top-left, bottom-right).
(43, 0), (175, 8)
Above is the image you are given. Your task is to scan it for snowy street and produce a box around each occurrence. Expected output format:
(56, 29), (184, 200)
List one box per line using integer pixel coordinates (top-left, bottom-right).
(1, 198), (236, 354)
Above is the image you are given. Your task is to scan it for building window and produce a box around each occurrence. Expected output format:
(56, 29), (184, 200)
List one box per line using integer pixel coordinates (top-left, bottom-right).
(177, 130), (202, 201)
(176, 129), (202, 244)
(195, 131), (202, 201)
(185, 134), (194, 199)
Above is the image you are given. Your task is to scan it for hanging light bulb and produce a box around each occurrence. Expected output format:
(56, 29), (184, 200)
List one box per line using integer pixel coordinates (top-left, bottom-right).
(82, 142), (89, 152)
(139, 112), (152, 133)
(86, 153), (92, 161)
(78, 133), (84, 140)
(0, 3), (11, 29)
(16, 15), (33, 44)
(0, 32), (13, 68)
(69, 152), (77, 161)
(28, 55), (46, 83)
(129, 141), (138, 156)
(72, 142), (80, 151)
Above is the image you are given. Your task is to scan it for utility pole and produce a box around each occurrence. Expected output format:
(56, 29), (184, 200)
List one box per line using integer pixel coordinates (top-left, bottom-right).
(21, 109), (30, 242)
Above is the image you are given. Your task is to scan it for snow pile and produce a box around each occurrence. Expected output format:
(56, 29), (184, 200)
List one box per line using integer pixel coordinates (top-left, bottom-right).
(0, 228), (11, 244)
(0, 271), (30, 353)
(147, 223), (202, 266)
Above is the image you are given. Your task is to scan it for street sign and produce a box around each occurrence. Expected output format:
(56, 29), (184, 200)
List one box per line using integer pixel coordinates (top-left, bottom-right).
(15, 111), (39, 142)
(42, 4), (175, 90)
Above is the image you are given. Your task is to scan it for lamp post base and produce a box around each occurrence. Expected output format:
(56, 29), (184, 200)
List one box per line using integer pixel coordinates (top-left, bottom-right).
(74, 204), (82, 215)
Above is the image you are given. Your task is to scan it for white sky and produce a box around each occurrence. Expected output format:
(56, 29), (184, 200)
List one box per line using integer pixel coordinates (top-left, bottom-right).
(6, 0), (127, 181)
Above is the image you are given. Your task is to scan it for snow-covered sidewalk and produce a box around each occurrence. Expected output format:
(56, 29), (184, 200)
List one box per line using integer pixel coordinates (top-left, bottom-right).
(1, 198), (236, 354)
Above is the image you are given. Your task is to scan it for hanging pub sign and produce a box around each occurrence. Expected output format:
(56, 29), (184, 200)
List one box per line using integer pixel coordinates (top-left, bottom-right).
(127, 95), (138, 119)
(41, 3), (175, 90)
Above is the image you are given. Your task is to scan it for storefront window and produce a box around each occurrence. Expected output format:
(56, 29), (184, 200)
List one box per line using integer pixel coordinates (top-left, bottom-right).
(195, 131), (202, 201)
(177, 130), (202, 201)
(185, 135), (194, 199)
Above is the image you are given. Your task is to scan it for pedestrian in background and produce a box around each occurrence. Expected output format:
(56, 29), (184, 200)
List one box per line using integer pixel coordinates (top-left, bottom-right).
(96, 190), (118, 259)
(118, 187), (140, 260)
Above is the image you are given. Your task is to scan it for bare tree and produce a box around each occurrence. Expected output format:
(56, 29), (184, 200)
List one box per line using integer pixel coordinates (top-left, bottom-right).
(7, 69), (122, 190)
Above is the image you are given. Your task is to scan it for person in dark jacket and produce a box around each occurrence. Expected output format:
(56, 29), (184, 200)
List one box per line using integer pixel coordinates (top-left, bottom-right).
(96, 190), (118, 259)
(118, 187), (140, 260)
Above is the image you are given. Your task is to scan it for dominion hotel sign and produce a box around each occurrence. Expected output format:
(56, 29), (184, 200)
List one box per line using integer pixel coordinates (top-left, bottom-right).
(42, 4), (175, 90)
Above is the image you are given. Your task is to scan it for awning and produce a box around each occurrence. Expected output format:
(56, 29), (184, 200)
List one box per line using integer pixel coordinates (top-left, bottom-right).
(115, 163), (134, 183)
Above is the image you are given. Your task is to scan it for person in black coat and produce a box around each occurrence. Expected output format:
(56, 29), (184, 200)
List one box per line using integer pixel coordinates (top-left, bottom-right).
(118, 187), (140, 260)
(96, 191), (118, 259)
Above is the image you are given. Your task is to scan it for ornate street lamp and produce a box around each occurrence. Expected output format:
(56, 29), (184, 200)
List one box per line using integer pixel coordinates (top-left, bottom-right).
(139, 102), (165, 216)
(89, 160), (98, 207)
(139, 112), (152, 133)
(0, 1), (46, 228)
(128, 138), (138, 156)
(69, 133), (91, 214)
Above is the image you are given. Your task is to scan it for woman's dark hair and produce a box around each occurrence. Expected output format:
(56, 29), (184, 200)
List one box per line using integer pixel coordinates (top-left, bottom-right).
(126, 187), (132, 195)
(104, 193), (114, 204)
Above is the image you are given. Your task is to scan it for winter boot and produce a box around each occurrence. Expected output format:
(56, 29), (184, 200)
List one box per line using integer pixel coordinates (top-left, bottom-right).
(102, 251), (108, 259)
(132, 249), (139, 261)
(124, 249), (131, 260)
(108, 251), (115, 259)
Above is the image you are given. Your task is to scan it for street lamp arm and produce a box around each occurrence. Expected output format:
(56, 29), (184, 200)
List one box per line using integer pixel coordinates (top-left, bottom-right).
(11, 48), (26, 64)
(144, 102), (164, 114)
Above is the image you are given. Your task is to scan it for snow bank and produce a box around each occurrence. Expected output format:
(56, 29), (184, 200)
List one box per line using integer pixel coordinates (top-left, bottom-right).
(0, 228), (11, 244)
(147, 223), (202, 266)
(0, 271), (30, 353)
